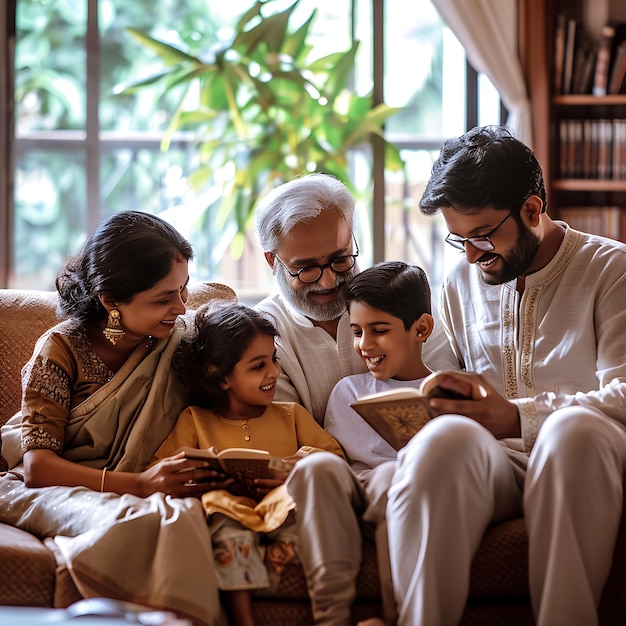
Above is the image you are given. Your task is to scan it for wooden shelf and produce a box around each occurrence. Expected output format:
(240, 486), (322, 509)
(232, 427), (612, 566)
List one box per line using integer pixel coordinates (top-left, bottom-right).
(553, 95), (626, 106)
(521, 0), (626, 243)
(553, 179), (626, 192)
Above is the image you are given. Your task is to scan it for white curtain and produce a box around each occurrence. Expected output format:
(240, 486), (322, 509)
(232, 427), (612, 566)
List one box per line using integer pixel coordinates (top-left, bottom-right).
(432, 0), (533, 147)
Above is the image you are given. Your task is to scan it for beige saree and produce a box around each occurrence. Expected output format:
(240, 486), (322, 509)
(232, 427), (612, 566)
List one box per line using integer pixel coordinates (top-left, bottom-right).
(0, 315), (221, 626)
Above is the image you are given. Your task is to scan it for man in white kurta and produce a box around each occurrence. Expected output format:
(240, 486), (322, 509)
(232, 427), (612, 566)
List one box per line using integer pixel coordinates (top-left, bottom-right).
(387, 126), (626, 626)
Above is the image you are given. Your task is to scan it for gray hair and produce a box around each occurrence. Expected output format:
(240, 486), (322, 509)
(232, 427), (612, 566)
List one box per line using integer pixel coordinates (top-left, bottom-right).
(255, 173), (355, 253)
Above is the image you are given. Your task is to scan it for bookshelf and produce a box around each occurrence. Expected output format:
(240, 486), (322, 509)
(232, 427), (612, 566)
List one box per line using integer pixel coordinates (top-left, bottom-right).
(519, 0), (626, 242)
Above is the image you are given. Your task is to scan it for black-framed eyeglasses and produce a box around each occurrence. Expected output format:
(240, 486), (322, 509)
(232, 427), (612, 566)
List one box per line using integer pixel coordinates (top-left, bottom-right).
(274, 234), (359, 284)
(444, 205), (522, 252)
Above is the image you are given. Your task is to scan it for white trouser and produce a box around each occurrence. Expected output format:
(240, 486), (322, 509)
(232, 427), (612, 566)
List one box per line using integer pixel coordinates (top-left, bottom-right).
(286, 452), (396, 626)
(387, 409), (626, 626)
(526, 406), (625, 625)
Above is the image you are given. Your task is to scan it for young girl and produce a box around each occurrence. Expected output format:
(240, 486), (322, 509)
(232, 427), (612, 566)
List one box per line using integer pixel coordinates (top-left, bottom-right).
(152, 300), (345, 626)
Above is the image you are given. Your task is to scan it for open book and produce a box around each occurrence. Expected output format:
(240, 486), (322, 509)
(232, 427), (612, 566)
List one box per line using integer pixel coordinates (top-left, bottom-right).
(178, 446), (295, 499)
(349, 371), (471, 451)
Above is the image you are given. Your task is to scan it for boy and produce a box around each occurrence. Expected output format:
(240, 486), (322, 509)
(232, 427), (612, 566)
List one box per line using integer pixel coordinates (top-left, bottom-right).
(326, 261), (436, 626)
(324, 261), (435, 473)
(285, 260), (440, 626)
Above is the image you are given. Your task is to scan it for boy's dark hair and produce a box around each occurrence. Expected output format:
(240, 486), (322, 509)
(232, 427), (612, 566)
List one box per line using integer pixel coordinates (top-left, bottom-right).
(343, 261), (431, 330)
(56, 210), (194, 324)
(174, 301), (278, 410)
(419, 125), (547, 216)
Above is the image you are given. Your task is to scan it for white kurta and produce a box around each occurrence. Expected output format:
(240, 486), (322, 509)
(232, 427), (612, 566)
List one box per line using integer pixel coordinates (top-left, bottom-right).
(439, 223), (626, 450)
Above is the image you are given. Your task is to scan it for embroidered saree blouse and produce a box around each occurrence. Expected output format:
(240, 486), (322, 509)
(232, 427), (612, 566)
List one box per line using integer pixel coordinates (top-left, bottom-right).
(2, 315), (190, 472)
(19, 319), (116, 454)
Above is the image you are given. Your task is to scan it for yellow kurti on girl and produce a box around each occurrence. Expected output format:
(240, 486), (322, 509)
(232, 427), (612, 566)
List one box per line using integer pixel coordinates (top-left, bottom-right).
(153, 402), (346, 533)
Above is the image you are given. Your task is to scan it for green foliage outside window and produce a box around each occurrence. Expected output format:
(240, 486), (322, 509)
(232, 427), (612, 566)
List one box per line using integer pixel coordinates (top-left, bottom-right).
(121, 0), (405, 258)
(14, 0), (460, 290)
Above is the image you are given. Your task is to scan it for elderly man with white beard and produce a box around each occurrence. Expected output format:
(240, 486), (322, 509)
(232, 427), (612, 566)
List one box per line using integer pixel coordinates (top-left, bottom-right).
(254, 172), (457, 626)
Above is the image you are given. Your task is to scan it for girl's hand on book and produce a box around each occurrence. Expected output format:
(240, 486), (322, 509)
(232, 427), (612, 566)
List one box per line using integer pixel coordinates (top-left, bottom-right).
(428, 372), (521, 439)
(196, 473), (235, 495)
(249, 476), (284, 497)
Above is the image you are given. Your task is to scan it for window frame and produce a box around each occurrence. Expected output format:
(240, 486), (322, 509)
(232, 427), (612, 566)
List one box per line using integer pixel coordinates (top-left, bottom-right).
(0, 2), (14, 287)
(1, 0), (506, 289)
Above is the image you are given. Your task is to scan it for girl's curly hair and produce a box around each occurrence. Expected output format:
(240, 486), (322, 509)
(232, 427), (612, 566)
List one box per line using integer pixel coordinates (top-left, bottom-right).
(173, 300), (278, 411)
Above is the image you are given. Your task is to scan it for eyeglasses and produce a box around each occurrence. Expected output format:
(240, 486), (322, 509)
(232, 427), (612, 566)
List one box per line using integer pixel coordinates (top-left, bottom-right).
(444, 205), (522, 252)
(274, 234), (359, 284)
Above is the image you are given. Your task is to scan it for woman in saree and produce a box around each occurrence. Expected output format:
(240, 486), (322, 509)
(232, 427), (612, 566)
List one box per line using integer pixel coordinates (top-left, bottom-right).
(0, 210), (229, 626)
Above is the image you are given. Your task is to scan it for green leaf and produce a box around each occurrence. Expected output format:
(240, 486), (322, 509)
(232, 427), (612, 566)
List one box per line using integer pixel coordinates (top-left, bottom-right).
(126, 28), (202, 65)
(115, 70), (173, 93)
(316, 43), (360, 100)
(178, 109), (220, 126)
(282, 11), (315, 59)
(384, 142), (405, 172)
(200, 73), (230, 110)
(233, 1), (299, 56)
(187, 166), (215, 191)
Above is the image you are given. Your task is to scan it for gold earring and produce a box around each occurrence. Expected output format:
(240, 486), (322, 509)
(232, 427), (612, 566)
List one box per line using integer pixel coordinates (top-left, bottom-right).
(103, 310), (125, 345)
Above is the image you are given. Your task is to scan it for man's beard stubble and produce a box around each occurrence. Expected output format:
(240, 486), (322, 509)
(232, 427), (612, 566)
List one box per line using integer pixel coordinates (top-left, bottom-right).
(479, 221), (541, 285)
(274, 263), (358, 322)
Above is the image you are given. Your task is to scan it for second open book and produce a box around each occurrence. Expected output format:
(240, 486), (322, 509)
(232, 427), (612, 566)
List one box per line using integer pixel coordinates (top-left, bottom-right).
(178, 447), (295, 499)
(350, 370), (472, 451)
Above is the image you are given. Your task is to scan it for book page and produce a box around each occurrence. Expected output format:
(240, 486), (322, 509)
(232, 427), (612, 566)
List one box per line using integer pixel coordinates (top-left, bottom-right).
(216, 448), (271, 460)
(177, 446), (222, 472)
(355, 387), (426, 404)
(350, 396), (434, 451)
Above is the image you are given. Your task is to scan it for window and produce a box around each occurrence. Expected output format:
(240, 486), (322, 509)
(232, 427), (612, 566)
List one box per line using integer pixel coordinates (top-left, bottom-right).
(3, 0), (504, 296)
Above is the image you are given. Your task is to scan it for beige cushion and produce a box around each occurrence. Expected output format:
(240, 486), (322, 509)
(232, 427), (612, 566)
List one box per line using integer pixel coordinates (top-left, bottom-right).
(0, 524), (56, 607)
(0, 289), (60, 431)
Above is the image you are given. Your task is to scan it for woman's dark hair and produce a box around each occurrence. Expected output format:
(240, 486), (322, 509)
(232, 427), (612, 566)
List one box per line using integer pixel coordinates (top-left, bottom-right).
(55, 210), (193, 323)
(173, 301), (278, 410)
(343, 261), (431, 330)
(419, 125), (547, 216)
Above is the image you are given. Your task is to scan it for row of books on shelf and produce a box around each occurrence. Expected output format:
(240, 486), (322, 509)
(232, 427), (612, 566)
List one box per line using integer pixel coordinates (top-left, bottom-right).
(558, 206), (623, 242)
(558, 118), (626, 180)
(554, 15), (626, 95)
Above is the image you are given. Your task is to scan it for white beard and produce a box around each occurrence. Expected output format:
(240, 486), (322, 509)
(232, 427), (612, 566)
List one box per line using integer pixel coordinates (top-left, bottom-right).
(274, 263), (358, 322)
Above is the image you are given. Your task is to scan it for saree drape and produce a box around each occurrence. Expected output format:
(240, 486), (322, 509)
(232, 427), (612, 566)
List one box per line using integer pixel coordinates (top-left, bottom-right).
(0, 315), (221, 626)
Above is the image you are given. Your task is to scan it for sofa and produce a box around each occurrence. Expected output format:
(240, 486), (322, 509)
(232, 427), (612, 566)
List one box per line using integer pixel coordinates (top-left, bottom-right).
(1, 284), (625, 625)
